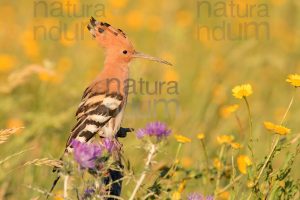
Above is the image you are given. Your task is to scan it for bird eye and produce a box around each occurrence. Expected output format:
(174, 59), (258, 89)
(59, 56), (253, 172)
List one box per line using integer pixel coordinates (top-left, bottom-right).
(122, 50), (128, 54)
(98, 28), (104, 33)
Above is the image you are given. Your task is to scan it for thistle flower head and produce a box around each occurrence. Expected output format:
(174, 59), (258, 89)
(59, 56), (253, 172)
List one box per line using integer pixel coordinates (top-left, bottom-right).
(102, 138), (116, 153)
(136, 122), (171, 140)
(71, 140), (102, 169)
(187, 193), (214, 200)
(82, 188), (95, 199)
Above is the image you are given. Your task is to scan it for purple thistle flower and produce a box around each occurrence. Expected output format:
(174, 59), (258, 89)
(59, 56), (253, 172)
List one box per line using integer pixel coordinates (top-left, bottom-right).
(71, 140), (102, 169)
(187, 193), (214, 200)
(102, 138), (115, 153)
(136, 122), (171, 140)
(82, 188), (95, 199)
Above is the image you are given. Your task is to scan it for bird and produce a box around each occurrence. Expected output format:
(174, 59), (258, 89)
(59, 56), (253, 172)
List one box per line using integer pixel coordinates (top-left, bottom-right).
(48, 17), (172, 197)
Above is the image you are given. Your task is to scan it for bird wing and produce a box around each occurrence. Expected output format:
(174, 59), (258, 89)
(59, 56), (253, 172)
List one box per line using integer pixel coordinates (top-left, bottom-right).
(65, 80), (124, 150)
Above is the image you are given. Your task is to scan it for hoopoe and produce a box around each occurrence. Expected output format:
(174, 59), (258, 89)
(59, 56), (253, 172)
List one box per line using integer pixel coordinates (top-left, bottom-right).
(64, 16), (171, 153)
(49, 17), (172, 196)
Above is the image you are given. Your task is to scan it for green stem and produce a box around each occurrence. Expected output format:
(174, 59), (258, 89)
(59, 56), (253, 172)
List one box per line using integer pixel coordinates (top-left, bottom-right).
(230, 149), (236, 193)
(244, 97), (253, 139)
(214, 144), (225, 198)
(235, 113), (243, 135)
(201, 140), (209, 172)
(161, 143), (182, 180)
(217, 174), (243, 195)
(280, 88), (296, 125)
(248, 89), (296, 198)
(254, 136), (280, 186)
(172, 143), (182, 174)
(243, 97), (255, 164)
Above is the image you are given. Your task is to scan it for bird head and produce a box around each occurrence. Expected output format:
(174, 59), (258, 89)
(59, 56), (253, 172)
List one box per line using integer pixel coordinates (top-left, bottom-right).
(87, 17), (172, 66)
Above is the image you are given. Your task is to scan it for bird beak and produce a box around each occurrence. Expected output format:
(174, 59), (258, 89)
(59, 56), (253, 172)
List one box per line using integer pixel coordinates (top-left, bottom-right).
(132, 51), (173, 66)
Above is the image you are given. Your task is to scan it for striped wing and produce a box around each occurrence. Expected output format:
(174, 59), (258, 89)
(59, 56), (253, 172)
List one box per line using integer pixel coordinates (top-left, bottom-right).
(65, 84), (124, 151)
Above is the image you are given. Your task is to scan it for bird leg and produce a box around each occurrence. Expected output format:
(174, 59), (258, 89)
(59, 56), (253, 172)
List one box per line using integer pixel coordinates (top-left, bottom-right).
(115, 127), (134, 138)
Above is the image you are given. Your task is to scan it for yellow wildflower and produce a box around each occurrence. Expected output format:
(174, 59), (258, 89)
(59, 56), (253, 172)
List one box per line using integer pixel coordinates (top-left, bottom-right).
(212, 84), (227, 104)
(177, 180), (186, 193)
(263, 121), (290, 135)
(213, 158), (222, 169)
(181, 157), (192, 168)
(197, 133), (205, 140)
(20, 31), (39, 59)
(274, 126), (291, 135)
(38, 70), (57, 83)
(0, 54), (16, 72)
(237, 155), (252, 174)
(279, 180), (285, 188)
(109, 0), (128, 9)
(176, 10), (193, 27)
(164, 70), (179, 82)
(286, 74), (300, 87)
(126, 10), (143, 29)
(147, 16), (162, 32)
(6, 118), (24, 134)
(232, 84), (253, 99)
(217, 134), (234, 145)
(54, 190), (64, 200)
(247, 180), (255, 188)
(219, 191), (230, 200)
(230, 142), (242, 149)
(264, 121), (275, 130)
(220, 104), (239, 118)
(54, 196), (64, 200)
(172, 191), (181, 200)
(174, 134), (191, 143)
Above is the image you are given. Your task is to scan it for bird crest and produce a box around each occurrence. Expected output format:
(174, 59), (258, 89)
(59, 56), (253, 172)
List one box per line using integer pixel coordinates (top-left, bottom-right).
(87, 17), (134, 53)
(87, 16), (172, 66)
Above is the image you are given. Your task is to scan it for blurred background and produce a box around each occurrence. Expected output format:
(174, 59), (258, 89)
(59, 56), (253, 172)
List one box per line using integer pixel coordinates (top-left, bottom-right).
(0, 0), (300, 199)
